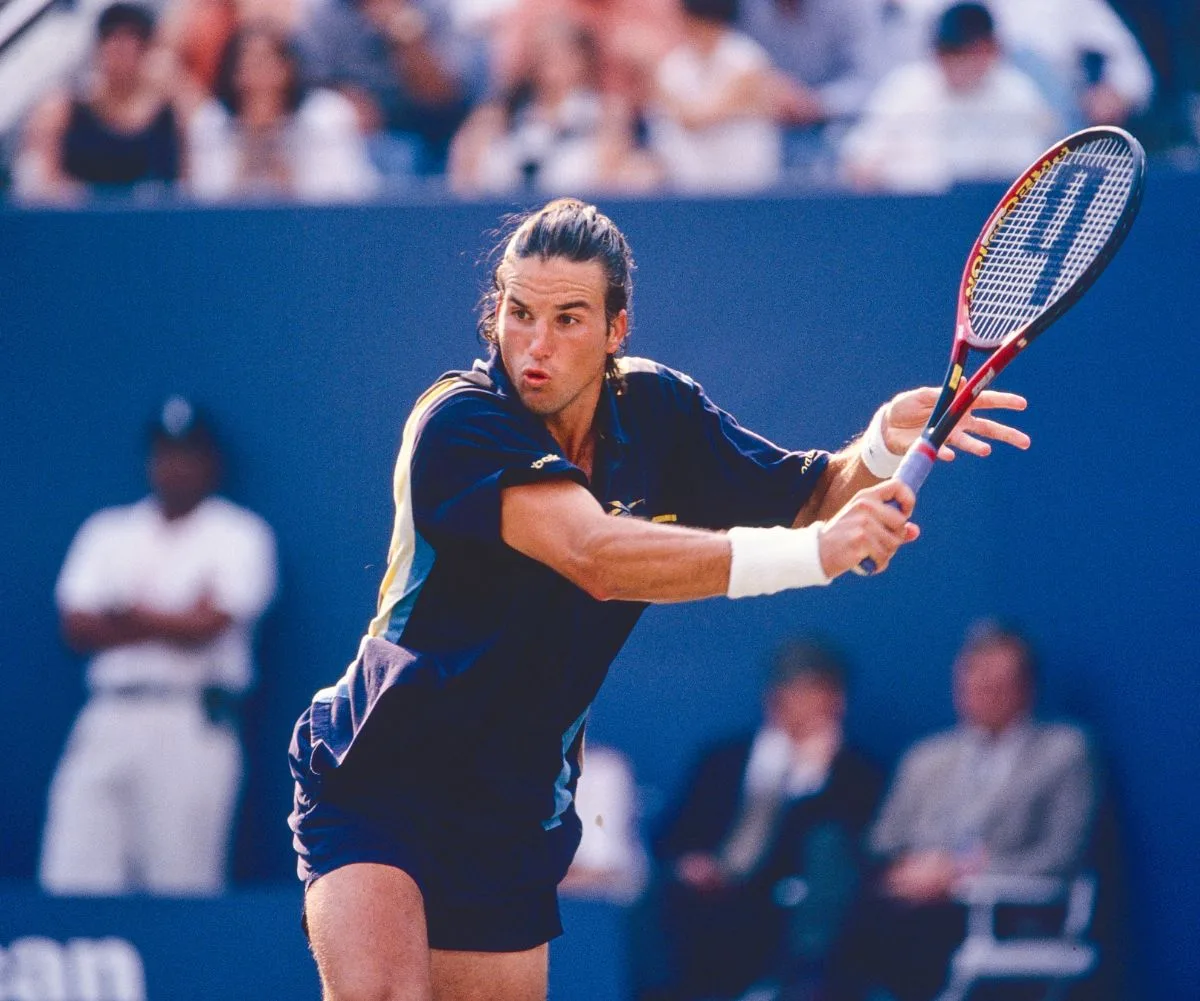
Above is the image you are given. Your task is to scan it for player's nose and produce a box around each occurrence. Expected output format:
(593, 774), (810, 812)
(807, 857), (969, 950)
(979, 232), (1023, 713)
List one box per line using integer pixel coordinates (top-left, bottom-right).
(528, 321), (553, 358)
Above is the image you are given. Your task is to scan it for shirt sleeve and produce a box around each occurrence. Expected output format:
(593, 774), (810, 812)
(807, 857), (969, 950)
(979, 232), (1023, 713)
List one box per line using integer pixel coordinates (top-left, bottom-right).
(55, 511), (121, 613)
(410, 392), (588, 547)
(667, 374), (830, 530)
(208, 512), (278, 622)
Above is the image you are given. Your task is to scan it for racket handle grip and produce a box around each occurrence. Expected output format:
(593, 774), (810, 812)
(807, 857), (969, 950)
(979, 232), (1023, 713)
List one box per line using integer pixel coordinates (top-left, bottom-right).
(857, 439), (938, 576)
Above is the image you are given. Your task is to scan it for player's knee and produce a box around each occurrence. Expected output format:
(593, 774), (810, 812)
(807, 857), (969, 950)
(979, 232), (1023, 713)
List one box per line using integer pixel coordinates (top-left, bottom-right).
(319, 963), (430, 1001)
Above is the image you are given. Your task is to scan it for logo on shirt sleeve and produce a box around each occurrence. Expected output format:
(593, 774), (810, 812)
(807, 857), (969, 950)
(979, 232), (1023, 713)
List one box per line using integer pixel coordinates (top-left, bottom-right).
(531, 454), (563, 470)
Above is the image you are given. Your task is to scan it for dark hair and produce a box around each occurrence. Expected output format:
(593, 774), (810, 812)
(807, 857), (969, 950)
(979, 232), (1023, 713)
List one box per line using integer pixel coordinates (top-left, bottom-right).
(96, 2), (155, 43)
(960, 617), (1038, 687)
(213, 23), (306, 117)
(682, 0), (738, 25)
(477, 198), (635, 382)
(766, 637), (849, 694)
(935, 2), (995, 52)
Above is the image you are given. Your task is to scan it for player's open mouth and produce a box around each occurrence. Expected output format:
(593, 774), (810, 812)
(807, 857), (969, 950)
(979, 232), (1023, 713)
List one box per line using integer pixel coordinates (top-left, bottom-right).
(522, 369), (551, 388)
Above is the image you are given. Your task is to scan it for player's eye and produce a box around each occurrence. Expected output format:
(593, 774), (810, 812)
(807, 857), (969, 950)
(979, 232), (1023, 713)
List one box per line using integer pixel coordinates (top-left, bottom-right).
(558, 314), (580, 326)
(511, 306), (531, 321)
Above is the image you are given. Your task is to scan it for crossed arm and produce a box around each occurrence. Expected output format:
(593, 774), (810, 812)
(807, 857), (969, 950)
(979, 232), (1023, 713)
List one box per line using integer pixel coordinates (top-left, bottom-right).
(500, 389), (1029, 602)
(62, 598), (233, 653)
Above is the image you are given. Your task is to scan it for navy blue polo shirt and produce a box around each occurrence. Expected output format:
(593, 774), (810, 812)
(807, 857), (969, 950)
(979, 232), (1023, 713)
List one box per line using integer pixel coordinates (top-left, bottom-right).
(296, 354), (829, 846)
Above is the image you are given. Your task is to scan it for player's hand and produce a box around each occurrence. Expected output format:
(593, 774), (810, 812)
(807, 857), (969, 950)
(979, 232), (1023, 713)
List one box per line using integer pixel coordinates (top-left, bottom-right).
(818, 480), (919, 578)
(882, 387), (1031, 461)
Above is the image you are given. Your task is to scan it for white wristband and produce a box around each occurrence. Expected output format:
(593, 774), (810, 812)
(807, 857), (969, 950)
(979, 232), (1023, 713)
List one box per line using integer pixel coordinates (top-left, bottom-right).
(860, 405), (903, 479)
(726, 524), (831, 598)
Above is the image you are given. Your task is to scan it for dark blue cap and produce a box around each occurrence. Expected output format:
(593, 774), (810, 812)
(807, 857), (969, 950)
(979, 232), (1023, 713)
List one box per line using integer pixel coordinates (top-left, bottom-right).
(935, 2), (995, 51)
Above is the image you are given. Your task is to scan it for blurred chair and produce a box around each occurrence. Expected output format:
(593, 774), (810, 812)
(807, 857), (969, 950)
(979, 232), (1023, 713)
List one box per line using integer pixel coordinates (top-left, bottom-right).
(936, 874), (1098, 1001)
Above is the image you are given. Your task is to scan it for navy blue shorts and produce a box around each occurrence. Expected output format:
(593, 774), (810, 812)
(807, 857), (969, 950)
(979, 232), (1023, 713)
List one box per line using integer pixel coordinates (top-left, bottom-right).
(289, 709), (579, 952)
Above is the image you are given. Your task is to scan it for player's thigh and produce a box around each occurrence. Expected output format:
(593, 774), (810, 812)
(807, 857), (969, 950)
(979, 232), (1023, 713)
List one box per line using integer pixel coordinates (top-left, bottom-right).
(305, 862), (433, 1001)
(430, 944), (548, 1001)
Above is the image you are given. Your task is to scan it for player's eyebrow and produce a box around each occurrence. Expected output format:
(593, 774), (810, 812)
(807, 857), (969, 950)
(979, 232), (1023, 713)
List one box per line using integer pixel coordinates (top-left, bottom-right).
(554, 300), (590, 312)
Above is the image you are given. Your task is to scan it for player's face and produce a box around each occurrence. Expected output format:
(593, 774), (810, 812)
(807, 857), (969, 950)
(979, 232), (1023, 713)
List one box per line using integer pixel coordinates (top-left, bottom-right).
(953, 642), (1031, 734)
(496, 255), (626, 423)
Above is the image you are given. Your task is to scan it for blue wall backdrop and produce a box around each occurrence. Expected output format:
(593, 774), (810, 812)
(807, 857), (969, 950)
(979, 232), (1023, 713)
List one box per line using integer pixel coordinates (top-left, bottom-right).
(2, 179), (1197, 996)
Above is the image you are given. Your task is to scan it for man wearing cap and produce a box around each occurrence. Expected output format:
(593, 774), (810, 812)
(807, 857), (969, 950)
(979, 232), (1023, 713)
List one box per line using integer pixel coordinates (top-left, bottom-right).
(40, 397), (277, 896)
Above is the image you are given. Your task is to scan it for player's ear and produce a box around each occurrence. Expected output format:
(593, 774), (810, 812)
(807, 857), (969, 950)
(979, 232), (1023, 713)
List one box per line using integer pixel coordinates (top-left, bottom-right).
(606, 310), (628, 355)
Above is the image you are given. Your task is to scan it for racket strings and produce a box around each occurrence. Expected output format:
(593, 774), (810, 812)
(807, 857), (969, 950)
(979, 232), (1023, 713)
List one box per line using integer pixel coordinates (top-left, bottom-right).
(966, 135), (1137, 346)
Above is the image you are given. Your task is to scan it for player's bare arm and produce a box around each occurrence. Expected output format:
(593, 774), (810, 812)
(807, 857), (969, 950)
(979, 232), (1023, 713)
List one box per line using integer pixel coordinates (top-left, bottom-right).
(501, 476), (917, 597)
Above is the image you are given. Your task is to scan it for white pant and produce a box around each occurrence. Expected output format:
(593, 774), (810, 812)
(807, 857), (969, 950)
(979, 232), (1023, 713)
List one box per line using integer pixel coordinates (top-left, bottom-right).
(40, 693), (241, 896)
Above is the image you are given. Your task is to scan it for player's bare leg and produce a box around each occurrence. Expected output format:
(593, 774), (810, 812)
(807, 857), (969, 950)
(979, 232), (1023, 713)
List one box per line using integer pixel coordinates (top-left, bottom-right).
(431, 946), (548, 1001)
(306, 862), (433, 1001)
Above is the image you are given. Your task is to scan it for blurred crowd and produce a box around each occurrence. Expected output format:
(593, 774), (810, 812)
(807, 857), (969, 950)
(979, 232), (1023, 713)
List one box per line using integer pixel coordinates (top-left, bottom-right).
(1, 0), (1197, 203)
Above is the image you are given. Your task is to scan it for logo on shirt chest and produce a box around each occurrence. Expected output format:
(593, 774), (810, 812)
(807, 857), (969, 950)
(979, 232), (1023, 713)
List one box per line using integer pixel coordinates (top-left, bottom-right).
(606, 499), (677, 523)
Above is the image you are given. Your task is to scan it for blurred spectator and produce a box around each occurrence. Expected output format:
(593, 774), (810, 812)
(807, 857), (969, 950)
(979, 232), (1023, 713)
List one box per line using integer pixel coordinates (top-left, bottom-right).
(159, 0), (240, 97)
(648, 0), (783, 193)
(491, 0), (681, 110)
(840, 2), (1059, 193)
(448, 20), (660, 195)
(883, 0), (1152, 127)
(298, 0), (475, 175)
(187, 23), (381, 202)
(559, 743), (648, 904)
(826, 620), (1097, 1001)
(40, 397), (277, 896)
(737, 0), (884, 127)
(14, 2), (181, 204)
(633, 640), (882, 1001)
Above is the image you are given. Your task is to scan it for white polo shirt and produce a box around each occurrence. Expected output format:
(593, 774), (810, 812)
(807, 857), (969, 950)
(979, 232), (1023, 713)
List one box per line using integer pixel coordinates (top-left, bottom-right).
(55, 496), (277, 695)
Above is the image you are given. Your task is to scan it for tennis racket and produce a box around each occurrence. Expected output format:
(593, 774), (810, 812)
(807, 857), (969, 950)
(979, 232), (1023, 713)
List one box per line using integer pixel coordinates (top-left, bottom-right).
(859, 126), (1146, 574)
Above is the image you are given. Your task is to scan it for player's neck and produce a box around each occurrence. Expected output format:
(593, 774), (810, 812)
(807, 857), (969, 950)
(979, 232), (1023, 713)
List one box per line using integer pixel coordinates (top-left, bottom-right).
(544, 386), (603, 477)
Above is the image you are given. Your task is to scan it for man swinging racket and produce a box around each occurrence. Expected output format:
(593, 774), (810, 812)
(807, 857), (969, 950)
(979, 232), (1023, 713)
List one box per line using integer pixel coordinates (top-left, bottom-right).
(289, 198), (1030, 1001)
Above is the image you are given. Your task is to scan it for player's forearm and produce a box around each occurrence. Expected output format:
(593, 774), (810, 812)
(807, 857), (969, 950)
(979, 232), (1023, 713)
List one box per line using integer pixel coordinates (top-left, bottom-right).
(573, 519), (732, 603)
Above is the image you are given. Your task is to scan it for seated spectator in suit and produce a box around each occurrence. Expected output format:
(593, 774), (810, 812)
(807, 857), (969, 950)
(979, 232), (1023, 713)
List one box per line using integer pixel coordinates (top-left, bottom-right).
(634, 639), (882, 1001)
(840, 2), (1059, 193)
(15, 3), (182, 204)
(187, 23), (380, 202)
(648, 0), (784, 194)
(826, 620), (1098, 1001)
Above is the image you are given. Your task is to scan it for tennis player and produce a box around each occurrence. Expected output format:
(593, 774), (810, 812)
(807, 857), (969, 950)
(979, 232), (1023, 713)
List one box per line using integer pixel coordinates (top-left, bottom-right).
(289, 198), (1029, 1001)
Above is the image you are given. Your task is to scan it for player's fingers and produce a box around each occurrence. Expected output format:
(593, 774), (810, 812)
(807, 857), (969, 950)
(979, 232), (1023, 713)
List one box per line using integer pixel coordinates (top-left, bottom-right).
(964, 416), (1031, 449)
(971, 390), (1028, 412)
(937, 444), (956, 462)
(904, 522), (920, 543)
(875, 480), (916, 516)
(946, 430), (992, 457)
